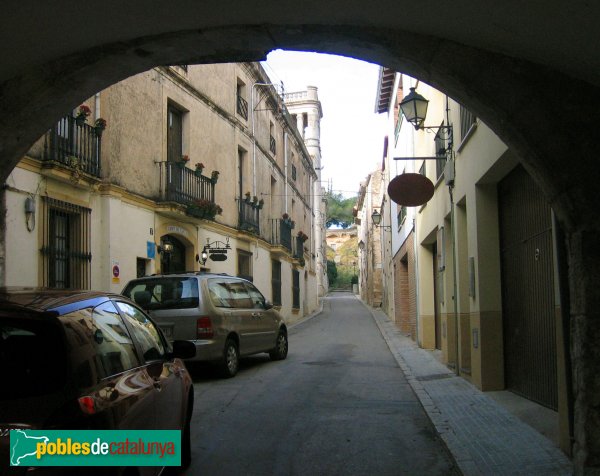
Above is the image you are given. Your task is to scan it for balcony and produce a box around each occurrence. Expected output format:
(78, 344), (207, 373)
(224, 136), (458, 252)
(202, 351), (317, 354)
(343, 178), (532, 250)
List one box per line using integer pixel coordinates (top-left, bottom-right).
(269, 219), (293, 253)
(158, 161), (215, 207)
(44, 115), (102, 177)
(239, 200), (260, 234)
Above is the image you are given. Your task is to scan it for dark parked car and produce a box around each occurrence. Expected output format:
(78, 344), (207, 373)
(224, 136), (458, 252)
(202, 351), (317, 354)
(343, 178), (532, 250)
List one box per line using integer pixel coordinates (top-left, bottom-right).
(0, 288), (196, 475)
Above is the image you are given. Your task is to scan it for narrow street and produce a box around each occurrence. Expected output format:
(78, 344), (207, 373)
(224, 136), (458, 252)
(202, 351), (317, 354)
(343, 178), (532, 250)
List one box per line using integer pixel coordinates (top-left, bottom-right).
(184, 292), (457, 475)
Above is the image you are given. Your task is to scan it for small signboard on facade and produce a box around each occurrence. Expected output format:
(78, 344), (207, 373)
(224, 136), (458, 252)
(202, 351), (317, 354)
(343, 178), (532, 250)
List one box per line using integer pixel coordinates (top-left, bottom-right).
(111, 259), (120, 284)
(147, 241), (156, 259)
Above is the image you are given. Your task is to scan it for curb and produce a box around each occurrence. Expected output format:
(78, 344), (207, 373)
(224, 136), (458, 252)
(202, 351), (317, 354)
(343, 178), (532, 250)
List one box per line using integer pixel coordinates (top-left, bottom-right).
(362, 300), (572, 476)
(289, 297), (325, 330)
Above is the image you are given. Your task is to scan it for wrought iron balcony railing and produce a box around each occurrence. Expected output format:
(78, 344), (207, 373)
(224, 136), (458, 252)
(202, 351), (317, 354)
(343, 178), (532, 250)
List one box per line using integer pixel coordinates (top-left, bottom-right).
(158, 161), (215, 206)
(237, 95), (248, 120)
(239, 200), (260, 234)
(44, 115), (102, 177)
(269, 219), (292, 252)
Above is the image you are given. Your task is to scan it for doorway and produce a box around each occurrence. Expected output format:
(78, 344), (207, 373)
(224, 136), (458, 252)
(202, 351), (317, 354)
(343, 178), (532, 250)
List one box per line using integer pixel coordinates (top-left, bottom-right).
(160, 235), (186, 274)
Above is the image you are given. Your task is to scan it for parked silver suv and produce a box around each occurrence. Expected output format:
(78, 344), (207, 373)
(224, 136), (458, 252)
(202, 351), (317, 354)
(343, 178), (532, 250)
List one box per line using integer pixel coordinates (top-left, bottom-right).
(122, 273), (288, 377)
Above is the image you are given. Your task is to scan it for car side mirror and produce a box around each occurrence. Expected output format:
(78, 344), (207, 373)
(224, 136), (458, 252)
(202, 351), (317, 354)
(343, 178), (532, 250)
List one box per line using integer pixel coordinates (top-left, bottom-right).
(170, 340), (196, 359)
(264, 301), (273, 310)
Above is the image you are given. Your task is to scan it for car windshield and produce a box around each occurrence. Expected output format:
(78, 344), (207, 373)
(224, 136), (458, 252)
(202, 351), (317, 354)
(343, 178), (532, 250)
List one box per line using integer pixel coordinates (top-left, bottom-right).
(0, 316), (68, 400)
(123, 277), (199, 310)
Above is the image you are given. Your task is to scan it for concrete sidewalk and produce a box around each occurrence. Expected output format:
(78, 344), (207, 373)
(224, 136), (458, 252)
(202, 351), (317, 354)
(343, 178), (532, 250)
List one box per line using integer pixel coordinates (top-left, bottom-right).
(367, 304), (572, 475)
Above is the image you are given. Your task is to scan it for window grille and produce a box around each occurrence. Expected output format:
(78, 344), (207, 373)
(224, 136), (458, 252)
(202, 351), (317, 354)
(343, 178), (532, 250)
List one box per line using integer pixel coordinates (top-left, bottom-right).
(237, 250), (253, 282)
(271, 260), (282, 306)
(434, 125), (448, 180)
(459, 105), (477, 142)
(397, 206), (407, 227)
(292, 270), (300, 309)
(41, 197), (91, 289)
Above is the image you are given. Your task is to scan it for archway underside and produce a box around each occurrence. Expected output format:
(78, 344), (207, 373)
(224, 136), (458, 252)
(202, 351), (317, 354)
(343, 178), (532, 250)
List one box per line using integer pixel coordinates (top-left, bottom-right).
(1, 23), (600, 472)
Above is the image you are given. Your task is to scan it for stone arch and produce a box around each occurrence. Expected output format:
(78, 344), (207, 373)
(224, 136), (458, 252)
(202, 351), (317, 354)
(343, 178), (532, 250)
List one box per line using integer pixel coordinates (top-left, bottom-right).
(2, 25), (598, 232)
(2, 22), (600, 472)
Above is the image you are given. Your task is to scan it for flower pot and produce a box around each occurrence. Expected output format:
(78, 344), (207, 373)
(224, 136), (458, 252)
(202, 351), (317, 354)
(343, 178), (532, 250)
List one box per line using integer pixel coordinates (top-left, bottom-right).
(75, 115), (86, 126)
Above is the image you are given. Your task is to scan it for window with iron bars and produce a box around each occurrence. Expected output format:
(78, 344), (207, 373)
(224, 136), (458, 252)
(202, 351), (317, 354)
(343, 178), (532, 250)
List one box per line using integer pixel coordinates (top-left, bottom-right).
(271, 260), (282, 306)
(41, 197), (91, 289)
(292, 270), (300, 309)
(236, 79), (248, 120)
(237, 250), (253, 282)
(269, 122), (276, 154)
(397, 206), (407, 229)
(459, 104), (477, 142)
(434, 124), (448, 180)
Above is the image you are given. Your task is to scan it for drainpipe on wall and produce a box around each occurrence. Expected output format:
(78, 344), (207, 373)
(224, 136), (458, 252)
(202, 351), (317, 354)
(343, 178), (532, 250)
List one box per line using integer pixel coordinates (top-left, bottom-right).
(413, 217), (421, 346)
(284, 132), (289, 213)
(251, 86), (258, 197)
(94, 93), (101, 120)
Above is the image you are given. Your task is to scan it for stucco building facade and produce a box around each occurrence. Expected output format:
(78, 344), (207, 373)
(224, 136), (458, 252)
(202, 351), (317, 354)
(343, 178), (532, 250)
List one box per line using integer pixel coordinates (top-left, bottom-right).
(370, 71), (571, 455)
(5, 62), (324, 324)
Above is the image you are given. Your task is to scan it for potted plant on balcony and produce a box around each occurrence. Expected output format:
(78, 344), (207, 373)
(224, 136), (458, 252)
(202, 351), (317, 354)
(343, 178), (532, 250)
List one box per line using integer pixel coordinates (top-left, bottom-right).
(187, 198), (222, 220)
(244, 192), (252, 204)
(211, 170), (220, 184)
(297, 231), (309, 242)
(194, 162), (204, 177)
(75, 105), (91, 126)
(282, 213), (294, 228)
(94, 118), (107, 137)
(178, 155), (190, 169)
(257, 198), (265, 210)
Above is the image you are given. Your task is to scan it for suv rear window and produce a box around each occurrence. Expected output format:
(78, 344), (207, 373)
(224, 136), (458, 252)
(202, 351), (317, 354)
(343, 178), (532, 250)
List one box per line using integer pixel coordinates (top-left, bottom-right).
(0, 316), (67, 400)
(123, 277), (199, 310)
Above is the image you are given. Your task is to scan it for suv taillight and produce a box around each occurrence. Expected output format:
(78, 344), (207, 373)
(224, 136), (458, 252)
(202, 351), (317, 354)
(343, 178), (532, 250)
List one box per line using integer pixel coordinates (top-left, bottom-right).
(197, 316), (214, 339)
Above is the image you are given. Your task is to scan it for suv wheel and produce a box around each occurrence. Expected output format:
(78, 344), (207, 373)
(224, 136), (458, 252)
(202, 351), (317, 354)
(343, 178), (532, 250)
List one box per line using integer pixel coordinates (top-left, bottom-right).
(269, 330), (288, 361)
(220, 338), (239, 378)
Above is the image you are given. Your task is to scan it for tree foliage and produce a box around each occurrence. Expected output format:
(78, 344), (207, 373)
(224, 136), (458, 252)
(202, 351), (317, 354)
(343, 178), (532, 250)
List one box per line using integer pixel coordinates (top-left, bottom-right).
(327, 260), (338, 286)
(325, 192), (357, 229)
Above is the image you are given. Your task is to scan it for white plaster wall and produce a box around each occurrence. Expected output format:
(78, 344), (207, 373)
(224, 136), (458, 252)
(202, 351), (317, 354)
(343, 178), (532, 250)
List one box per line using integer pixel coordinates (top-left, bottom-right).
(4, 167), (42, 286)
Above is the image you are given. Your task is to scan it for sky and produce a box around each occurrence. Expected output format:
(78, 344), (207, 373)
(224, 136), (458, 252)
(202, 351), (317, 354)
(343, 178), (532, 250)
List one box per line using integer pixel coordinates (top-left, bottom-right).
(262, 50), (388, 198)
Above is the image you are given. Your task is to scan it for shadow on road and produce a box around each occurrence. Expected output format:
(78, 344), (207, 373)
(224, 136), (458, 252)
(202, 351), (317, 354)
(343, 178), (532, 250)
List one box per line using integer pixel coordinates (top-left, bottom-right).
(185, 354), (273, 382)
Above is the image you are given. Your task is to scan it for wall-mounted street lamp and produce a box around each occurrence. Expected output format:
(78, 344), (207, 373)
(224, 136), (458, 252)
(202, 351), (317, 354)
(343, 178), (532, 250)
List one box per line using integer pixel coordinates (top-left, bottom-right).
(358, 240), (365, 251)
(198, 237), (231, 266)
(399, 86), (460, 375)
(200, 248), (209, 265)
(399, 87), (430, 130)
(371, 210), (392, 230)
(398, 87), (453, 158)
(157, 240), (174, 254)
(389, 87), (455, 208)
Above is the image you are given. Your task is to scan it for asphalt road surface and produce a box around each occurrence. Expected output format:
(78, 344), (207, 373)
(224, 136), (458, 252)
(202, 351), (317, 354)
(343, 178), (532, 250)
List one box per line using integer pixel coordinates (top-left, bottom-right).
(183, 292), (457, 475)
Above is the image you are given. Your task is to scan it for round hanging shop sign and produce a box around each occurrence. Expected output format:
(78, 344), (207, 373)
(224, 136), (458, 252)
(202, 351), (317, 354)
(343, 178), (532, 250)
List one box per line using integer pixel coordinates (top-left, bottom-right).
(388, 173), (435, 207)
